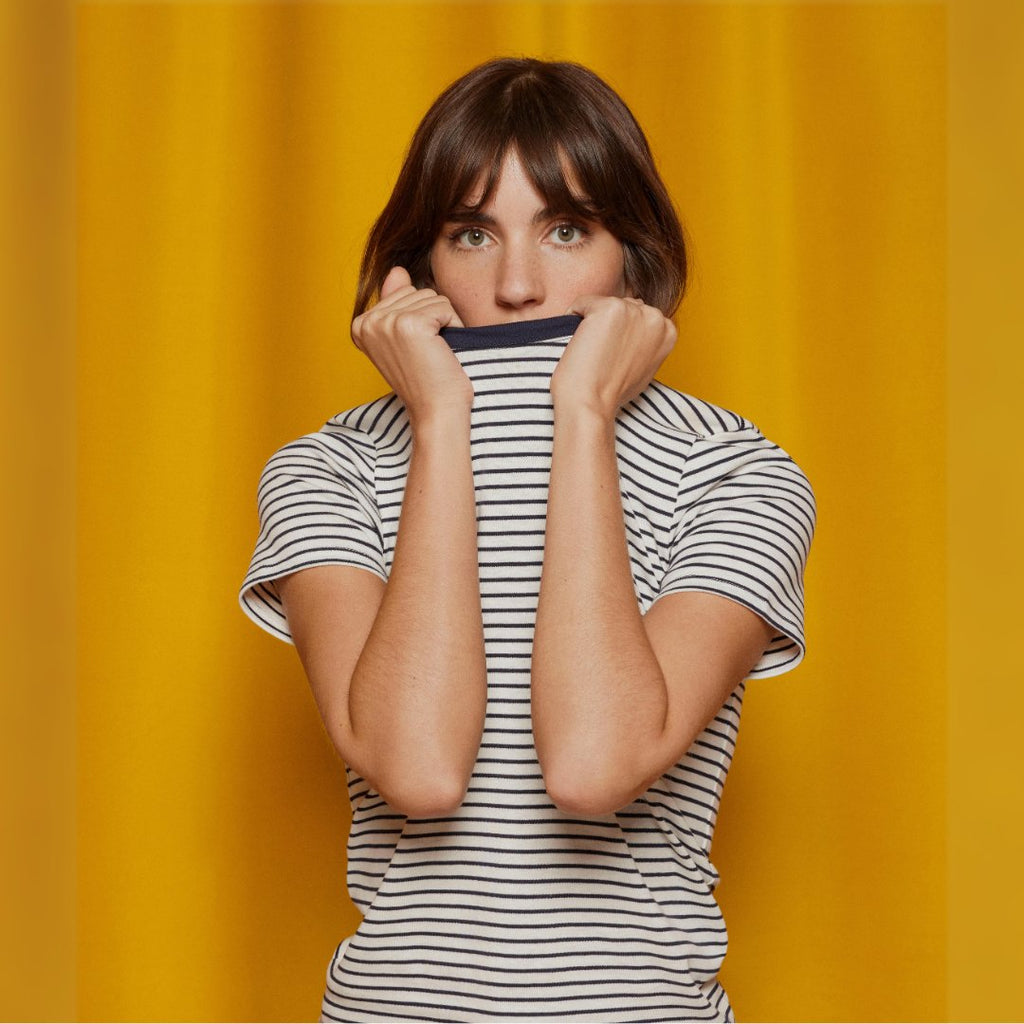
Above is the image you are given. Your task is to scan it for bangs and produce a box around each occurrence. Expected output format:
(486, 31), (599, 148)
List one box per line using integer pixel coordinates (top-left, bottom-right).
(433, 99), (609, 227)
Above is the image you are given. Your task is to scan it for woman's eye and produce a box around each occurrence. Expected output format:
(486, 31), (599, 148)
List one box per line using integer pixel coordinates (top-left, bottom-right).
(459, 228), (488, 247)
(552, 224), (584, 244)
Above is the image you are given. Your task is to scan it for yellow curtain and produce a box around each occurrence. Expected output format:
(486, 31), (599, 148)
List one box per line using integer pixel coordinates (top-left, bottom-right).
(4, 1), (1022, 1021)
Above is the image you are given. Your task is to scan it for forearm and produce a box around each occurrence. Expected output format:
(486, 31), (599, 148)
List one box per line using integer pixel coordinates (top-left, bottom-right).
(532, 404), (669, 814)
(348, 410), (486, 814)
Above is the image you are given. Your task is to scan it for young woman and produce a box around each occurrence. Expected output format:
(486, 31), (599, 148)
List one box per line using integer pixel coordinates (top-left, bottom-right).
(241, 58), (814, 1023)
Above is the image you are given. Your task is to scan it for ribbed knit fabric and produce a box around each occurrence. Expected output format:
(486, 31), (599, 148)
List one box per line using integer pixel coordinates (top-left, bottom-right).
(240, 315), (815, 1022)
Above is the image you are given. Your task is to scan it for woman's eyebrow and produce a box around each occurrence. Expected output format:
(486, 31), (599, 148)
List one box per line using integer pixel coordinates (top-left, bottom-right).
(445, 209), (496, 225)
(533, 206), (573, 224)
(444, 206), (593, 226)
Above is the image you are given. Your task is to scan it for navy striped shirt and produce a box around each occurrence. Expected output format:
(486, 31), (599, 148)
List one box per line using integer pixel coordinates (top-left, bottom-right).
(240, 315), (814, 1022)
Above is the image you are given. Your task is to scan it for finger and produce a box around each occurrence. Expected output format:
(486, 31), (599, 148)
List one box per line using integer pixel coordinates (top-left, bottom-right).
(360, 293), (464, 338)
(566, 294), (599, 317)
(386, 292), (464, 329)
(424, 286), (463, 327)
(351, 312), (366, 350)
(374, 285), (435, 316)
(380, 265), (413, 301)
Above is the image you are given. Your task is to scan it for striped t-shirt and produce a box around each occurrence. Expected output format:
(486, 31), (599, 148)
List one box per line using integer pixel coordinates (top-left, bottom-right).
(240, 315), (814, 1022)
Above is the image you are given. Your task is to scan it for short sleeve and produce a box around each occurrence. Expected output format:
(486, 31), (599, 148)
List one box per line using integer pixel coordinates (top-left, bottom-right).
(239, 430), (386, 643)
(659, 431), (816, 678)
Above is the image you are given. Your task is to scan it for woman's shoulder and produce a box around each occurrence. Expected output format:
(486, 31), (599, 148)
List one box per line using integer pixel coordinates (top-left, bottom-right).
(323, 390), (408, 444)
(628, 379), (761, 442)
(626, 380), (814, 493)
(259, 392), (406, 483)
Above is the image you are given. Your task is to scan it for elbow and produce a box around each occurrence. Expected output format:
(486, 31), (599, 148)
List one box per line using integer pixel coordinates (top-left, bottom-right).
(330, 721), (478, 819)
(375, 769), (470, 819)
(329, 727), (472, 818)
(541, 759), (645, 817)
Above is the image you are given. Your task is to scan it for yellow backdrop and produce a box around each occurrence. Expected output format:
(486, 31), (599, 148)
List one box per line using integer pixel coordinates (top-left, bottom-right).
(4, 1), (1022, 1022)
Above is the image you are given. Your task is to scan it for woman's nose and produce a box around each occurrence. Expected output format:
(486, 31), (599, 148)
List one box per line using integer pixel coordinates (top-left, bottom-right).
(494, 245), (544, 311)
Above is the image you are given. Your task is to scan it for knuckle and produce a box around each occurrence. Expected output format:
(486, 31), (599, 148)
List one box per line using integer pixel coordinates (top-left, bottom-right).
(351, 319), (365, 348)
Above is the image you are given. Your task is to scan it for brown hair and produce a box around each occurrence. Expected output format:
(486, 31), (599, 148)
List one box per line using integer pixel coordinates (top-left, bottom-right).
(354, 58), (688, 317)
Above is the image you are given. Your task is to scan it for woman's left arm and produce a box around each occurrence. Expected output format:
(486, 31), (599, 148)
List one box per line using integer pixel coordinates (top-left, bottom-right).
(531, 297), (774, 816)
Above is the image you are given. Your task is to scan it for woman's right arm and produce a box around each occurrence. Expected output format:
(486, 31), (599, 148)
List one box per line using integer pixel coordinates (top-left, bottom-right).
(277, 268), (486, 818)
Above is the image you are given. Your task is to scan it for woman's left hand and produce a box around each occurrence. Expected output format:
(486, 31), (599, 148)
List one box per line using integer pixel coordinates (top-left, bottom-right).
(551, 296), (676, 421)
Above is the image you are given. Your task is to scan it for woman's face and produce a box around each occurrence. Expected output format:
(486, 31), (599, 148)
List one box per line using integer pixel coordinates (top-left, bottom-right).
(429, 150), (627, 328)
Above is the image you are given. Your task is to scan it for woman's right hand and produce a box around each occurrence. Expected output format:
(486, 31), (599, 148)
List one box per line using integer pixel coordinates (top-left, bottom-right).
(293, 267), (485, 816)
(351, 266), (472, 426)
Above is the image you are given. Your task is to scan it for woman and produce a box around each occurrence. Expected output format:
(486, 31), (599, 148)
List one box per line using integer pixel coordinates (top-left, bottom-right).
(241, 58), (814, 1022)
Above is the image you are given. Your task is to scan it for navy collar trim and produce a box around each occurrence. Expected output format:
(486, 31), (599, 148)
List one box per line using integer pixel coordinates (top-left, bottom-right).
(440, 314), (582, 353)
